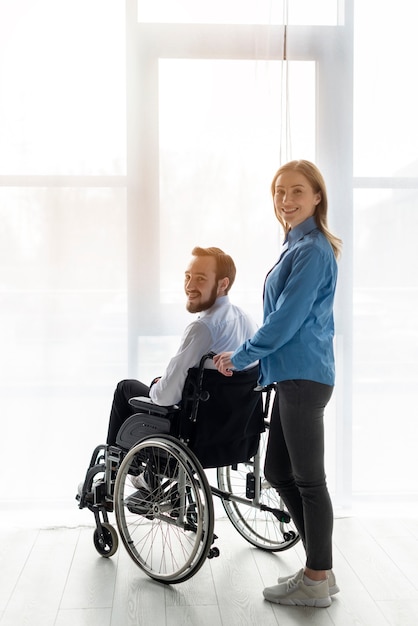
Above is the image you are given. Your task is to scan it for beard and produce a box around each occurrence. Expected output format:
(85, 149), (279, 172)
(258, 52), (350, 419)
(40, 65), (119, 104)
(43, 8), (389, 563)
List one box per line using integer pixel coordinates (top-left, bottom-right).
(186, 283), (218, 313)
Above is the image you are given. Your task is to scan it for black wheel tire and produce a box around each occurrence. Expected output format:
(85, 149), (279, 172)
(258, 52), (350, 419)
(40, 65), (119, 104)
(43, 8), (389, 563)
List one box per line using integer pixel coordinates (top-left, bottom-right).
(93, 522), (119, 557)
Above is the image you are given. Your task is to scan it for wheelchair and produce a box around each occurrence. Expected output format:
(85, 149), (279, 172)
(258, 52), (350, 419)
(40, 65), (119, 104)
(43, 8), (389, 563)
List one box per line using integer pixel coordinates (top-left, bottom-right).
(77, 353), (300, 584)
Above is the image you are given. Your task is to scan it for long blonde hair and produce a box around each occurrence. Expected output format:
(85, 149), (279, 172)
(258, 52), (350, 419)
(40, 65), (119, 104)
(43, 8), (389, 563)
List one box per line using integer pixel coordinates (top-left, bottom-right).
(271, 160), (342, 259)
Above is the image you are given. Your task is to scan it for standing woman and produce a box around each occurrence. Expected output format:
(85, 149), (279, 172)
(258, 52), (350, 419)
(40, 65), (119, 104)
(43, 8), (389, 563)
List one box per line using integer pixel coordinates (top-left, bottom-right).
(214, 160), (342, 608)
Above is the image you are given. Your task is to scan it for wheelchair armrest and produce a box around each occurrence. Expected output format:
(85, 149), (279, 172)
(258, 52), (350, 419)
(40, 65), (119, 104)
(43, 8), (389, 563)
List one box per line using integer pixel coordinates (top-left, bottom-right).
(128, 396), (180, 416)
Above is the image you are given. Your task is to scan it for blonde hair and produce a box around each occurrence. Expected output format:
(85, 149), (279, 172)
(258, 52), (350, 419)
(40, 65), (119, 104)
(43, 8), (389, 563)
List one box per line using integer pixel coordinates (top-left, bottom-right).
(271, 160), (342, 259)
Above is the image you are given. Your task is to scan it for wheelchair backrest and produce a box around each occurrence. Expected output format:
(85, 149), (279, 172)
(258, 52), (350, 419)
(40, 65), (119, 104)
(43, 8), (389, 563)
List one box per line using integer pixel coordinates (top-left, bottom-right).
(178, 364), (264, 468)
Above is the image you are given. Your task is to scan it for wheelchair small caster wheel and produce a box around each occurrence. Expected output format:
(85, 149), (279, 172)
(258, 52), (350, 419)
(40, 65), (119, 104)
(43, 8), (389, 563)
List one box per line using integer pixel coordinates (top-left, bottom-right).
(208, 546), (220, 559)
(283, 531), (296, 542)
(93, 522), (118, 557)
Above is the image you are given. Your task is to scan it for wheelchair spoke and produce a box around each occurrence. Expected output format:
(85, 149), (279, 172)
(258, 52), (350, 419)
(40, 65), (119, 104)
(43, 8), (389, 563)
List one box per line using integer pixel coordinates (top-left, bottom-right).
(114, 435), (214, 583)
(217, 424), (300, 552)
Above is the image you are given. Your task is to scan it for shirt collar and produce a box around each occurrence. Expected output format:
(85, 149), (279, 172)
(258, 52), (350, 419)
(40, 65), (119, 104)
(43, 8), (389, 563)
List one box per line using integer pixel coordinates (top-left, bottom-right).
(198, 295), (229, 318)
(287, 215), (318, 248)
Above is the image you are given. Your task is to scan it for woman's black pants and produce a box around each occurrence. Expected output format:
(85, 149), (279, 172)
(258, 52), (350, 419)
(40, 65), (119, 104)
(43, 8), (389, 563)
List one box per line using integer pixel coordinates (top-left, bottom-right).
(264, 379), (334, 571)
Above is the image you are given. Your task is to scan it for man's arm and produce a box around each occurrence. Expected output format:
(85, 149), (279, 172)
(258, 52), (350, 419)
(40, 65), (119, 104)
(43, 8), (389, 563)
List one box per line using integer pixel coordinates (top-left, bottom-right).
(149, 321), (213, 406)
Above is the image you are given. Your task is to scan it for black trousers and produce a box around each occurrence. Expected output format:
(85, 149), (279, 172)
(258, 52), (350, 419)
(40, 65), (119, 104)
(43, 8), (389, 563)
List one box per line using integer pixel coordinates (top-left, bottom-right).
(106, 379), (150, 446)
(264, 379), (334, 571)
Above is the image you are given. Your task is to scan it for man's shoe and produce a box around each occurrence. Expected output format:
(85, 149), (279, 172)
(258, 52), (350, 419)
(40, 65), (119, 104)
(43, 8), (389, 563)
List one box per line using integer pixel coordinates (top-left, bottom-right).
(125, 488), (153, 515)
(277, 569), (340, 596)
(263, 568), (331, 608)
(130, 472), (151, 491)
(77, 478), (113, 512)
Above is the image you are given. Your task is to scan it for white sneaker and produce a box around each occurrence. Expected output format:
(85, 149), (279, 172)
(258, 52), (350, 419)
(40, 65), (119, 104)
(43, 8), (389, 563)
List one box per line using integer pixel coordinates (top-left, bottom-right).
(278, 569), (340, 596)
(130, 472), (151, 491)
(77, 477), (103, 498)
(263, 568), (331, 608)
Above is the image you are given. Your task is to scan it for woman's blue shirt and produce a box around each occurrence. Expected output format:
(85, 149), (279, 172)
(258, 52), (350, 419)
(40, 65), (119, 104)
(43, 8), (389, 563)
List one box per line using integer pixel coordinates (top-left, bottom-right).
(231, 216), (338, 386)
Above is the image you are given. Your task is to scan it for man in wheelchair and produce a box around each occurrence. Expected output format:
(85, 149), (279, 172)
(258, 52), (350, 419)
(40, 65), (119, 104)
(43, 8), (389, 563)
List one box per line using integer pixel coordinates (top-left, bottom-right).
(78, 246), (258, 506)
(106, 245), (258, 445)
(77, 246), (299, 582)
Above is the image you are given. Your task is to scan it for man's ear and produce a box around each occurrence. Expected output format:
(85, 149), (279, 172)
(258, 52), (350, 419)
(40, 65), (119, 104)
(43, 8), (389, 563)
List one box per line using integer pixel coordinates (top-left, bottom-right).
(217, 277), (229, 295)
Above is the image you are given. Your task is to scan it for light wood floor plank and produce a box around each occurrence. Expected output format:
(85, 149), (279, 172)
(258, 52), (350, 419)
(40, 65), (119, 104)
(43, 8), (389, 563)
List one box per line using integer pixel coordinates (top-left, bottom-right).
(0, 529), (39, 613)
(167, 605), (222, 626)
(2, 513), (418, 625)
(326, 543), (391, 626)
(55, 608), (112, 626)
(334, 517), (418, 602)
(60, 528), (118, 610)
(0, 528), (80, 626)
(209, 523), (281, 625)
(164, 551), (218, 607)
(109, 546), (167, 626)
(376, 600), (418, 626)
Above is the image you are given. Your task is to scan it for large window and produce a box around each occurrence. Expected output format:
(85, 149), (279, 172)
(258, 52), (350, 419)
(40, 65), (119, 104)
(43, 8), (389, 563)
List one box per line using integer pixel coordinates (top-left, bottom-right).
(127, 0), (352, 505)
(352, 1), (418, 500)
(0, 0), (127, 501)
(1, 0), (417, 510)
(158, 58), (316, 311)
(137, 0), (342, 25)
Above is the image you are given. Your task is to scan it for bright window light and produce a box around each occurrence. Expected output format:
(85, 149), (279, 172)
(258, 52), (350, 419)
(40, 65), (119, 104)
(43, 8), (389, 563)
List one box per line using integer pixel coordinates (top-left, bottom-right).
(137, 0), (340, 25)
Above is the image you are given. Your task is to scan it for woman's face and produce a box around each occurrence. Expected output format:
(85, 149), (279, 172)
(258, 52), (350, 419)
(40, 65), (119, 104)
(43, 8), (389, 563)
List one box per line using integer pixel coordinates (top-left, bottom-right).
(273, 170), (321, 229)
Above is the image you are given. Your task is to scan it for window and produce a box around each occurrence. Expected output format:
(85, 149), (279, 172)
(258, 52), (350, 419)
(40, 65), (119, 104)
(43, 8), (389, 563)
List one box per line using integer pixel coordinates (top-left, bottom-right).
(137, 0), (341, 25)
(3, 0), (416, 510)
(128, 2), (353, 504)
(158, 58), (316, 310)
(0, 0), (127, 500)
(352, 0), (418, 501)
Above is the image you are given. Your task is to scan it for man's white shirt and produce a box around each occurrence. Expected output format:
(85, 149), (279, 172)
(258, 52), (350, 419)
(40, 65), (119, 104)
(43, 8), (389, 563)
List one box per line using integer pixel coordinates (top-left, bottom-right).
(149, 296), (258, 406)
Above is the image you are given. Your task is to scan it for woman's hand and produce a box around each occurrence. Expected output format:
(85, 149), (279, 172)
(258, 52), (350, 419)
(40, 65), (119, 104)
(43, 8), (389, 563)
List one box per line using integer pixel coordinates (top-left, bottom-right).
(213, 352), (234, 377)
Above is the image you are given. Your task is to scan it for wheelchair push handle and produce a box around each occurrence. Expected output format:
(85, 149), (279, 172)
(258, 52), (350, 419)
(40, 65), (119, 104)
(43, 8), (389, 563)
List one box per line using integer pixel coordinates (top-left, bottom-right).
(202, 352), (274, 396)
(195, 352), (217, 402)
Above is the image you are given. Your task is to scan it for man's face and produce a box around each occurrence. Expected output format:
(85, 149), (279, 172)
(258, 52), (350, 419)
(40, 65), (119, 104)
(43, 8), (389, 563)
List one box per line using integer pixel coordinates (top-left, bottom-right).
(184, 255), (220, 313)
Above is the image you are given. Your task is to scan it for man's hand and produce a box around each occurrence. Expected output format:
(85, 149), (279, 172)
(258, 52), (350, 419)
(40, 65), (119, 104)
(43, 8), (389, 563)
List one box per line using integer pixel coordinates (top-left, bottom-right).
(213, 352), (234, 377)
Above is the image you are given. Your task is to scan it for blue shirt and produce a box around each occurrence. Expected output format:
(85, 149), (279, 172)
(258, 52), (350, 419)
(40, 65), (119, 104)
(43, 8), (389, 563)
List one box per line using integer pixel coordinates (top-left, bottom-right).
(231, 216), (338, 386)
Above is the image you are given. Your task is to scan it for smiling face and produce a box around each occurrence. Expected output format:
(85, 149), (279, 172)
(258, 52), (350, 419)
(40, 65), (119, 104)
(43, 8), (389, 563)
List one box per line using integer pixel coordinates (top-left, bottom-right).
(273, 170), (321, 229)
(184, 254), (228, 313)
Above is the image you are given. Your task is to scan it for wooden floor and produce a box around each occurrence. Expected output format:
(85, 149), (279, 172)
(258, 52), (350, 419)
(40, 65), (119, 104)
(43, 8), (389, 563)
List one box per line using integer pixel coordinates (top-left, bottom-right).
(1, 509), (418, 626)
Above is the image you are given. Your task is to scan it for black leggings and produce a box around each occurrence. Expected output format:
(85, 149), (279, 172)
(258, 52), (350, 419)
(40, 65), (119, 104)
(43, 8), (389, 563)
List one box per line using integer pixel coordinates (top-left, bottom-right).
(106, 379), (150, 446)
(264, 379), (334, 571)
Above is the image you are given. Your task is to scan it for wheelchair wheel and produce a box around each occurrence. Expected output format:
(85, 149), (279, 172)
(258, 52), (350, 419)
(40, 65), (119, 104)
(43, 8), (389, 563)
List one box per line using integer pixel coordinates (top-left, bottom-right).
(114, 435), (214, 584)
(217, 422), (300, 552)
(93, 522), (119, 557)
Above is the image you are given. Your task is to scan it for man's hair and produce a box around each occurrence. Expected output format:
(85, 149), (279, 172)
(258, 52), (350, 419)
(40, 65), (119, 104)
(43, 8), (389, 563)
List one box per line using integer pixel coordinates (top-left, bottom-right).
(191, 246), (236, 294)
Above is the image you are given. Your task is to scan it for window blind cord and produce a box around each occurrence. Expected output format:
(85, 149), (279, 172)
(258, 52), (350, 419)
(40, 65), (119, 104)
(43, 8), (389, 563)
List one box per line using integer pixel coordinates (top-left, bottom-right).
(280, 0), (292, 164)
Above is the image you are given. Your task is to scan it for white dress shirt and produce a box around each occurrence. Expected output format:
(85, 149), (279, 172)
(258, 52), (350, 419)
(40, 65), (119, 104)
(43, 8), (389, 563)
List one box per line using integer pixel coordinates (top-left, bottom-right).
(149, 296), (258, 406)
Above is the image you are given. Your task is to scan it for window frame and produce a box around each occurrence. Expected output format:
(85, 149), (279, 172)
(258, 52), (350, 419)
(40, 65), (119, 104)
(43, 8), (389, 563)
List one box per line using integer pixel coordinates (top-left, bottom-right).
(125, 0), (354, 507)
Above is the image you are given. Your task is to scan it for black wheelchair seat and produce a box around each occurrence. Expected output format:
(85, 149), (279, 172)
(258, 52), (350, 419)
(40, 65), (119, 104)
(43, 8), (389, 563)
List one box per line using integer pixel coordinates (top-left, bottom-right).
(117, 355), (264, 469)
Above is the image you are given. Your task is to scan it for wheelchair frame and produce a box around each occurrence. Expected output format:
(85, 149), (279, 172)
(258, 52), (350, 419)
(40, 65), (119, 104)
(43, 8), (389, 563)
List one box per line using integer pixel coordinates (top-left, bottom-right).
(77, 354), (300, 584)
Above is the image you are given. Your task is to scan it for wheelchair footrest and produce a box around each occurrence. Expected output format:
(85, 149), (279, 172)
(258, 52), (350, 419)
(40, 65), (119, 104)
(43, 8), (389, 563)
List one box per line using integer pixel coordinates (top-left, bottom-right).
(260, 504), (291, 524)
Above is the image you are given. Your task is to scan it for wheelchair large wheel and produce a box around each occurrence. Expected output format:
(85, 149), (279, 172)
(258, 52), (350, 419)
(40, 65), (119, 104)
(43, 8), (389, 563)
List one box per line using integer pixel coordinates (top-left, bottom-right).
(114, 435), (214, 584)
(217, 422), (300, 552)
